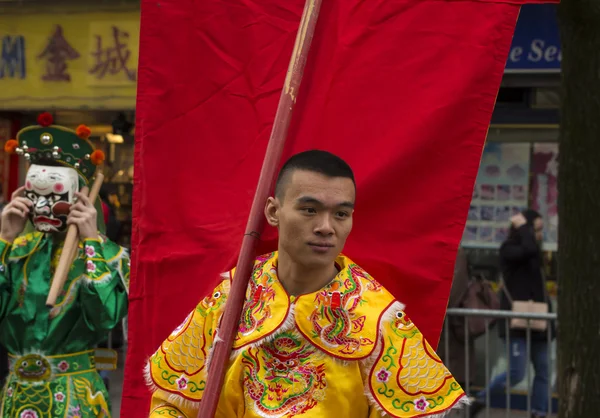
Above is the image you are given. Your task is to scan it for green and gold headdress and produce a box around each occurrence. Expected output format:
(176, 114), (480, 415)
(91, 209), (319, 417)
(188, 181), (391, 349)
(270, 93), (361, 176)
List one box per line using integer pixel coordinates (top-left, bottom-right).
(4, 112), (105, 185)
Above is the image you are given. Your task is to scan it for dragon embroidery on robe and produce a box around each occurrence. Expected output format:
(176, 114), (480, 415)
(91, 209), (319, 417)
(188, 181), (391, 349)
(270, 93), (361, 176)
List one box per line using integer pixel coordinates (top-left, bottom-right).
(237, 254), (276, 337)
(241, 331), (326, 417)
(310, 267), (373, 355)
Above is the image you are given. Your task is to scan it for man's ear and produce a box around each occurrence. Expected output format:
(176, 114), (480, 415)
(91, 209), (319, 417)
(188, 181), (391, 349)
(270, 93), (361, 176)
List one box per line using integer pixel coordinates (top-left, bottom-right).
(264, 196), (280, 227)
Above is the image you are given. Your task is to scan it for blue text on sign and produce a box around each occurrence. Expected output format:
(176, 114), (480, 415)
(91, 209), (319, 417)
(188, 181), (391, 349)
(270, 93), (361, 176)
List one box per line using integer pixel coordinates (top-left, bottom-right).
(0, 35), (26, 79)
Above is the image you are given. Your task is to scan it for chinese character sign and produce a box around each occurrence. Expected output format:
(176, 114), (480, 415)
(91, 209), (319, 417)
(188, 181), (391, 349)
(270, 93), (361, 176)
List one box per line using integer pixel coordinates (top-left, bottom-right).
(87, 22), (139, 86)
(0, 13), (140, 110)
(37, 25), (80, 82)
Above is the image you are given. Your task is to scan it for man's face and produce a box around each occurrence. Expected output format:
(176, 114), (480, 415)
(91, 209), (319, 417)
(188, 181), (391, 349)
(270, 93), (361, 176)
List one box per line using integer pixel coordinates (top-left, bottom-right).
(24, 164), (79, 233)
(265, 170), (355, 270)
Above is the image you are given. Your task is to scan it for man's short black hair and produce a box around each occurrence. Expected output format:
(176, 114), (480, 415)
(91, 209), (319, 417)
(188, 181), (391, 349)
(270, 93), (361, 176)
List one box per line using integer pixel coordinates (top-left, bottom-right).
(274, 150), (355, 199)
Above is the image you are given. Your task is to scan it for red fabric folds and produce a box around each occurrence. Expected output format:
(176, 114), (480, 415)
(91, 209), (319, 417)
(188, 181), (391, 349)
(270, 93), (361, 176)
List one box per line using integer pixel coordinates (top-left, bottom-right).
(123, 0), (533, 414)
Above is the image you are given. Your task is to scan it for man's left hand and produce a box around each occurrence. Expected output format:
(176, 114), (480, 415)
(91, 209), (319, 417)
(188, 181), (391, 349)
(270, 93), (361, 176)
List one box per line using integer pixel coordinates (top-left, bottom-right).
(68, 192), (99, 241)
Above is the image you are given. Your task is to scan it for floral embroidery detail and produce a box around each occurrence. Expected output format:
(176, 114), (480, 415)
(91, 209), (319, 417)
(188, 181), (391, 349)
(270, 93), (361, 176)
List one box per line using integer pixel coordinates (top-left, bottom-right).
(20, 410), (39, 418)
(242, 331), (326, 416)
(54, 392), (66, 402)
(57, 360), (69, 372)
(414, 396), (428, 412)
(6, 387), (13, 397)
(368, 312), (464, 417)
(68, 405), (82, 418)
(86, 260), (96, 273)
(176, 375), (188, 390)
(376, 367), (391, 383)
(85, 245), (96, 257)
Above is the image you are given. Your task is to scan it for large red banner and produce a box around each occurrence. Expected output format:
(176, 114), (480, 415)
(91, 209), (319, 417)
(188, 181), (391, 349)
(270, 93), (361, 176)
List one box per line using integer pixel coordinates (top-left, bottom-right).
(123, 0), (547, 414)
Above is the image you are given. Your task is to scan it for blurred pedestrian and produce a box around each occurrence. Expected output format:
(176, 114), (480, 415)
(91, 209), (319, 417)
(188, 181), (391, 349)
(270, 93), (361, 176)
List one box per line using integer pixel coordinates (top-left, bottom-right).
(470, 210), (553, 418)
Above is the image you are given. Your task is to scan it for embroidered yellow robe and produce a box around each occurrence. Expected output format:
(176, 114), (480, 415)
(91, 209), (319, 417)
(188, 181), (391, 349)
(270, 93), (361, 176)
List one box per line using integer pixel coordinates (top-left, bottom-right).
(146, 252), (466, 417)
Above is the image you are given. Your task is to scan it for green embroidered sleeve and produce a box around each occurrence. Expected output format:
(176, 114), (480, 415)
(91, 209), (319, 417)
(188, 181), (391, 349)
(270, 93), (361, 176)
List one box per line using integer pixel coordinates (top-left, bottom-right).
(0, 238), (12, 320)
(78, 238), (129, 332)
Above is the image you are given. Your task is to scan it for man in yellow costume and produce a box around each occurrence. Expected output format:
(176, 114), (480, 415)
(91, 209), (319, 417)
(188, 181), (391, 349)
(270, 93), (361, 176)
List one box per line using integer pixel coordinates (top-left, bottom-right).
(146, 150), (467, 417)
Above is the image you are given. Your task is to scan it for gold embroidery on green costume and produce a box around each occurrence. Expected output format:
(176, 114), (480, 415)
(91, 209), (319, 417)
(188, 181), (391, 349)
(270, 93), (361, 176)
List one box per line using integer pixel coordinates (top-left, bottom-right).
(0, 233), (129, 418)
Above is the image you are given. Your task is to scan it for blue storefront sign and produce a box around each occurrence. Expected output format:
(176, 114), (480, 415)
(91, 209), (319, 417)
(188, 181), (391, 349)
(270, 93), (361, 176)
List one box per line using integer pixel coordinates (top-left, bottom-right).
(505, 4), (561, 73)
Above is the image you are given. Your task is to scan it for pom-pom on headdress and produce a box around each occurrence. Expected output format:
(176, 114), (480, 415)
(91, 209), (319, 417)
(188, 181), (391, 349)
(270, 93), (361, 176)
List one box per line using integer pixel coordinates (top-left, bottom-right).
(5, 112), (105, 184)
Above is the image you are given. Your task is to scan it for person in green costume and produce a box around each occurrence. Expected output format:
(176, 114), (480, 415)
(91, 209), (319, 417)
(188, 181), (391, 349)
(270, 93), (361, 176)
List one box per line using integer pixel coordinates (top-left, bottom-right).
(0, 113), (130, 418)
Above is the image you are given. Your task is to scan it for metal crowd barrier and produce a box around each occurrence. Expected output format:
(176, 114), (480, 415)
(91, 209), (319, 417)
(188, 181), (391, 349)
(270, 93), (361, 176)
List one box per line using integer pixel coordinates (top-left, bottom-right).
(443, 308), (557, 418)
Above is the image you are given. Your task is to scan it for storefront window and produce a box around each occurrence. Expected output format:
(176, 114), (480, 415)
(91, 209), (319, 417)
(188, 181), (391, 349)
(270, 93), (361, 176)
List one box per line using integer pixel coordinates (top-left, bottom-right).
(463, 126), (559, 298)
(463, 126), (559, 251)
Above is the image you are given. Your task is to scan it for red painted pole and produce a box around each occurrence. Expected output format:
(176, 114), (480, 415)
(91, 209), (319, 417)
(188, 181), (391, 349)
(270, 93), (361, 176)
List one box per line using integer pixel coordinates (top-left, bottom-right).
(196, 0), (323, 416)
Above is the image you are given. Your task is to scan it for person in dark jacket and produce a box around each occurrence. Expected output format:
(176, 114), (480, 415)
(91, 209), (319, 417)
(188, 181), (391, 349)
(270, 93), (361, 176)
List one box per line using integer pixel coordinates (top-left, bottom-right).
(470, 210), (551, 418)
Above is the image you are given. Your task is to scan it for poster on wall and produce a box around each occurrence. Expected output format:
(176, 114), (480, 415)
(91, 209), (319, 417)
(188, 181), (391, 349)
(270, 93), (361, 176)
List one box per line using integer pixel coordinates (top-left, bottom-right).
(531, 143), (558, 251)
(463, 142), (531, 248)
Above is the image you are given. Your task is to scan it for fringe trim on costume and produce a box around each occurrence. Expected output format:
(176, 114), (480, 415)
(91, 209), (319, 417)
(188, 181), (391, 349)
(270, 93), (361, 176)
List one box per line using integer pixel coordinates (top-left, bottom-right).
(365, 393), (469, 418)
(361, 335), (383, 381)
(205, 334), (223, 372)
(361, 300), (470, 417)
(360, 300), (402, 411)
(82, 272), (113, 287)
(107, 248), (130, 293)
(204, 271), (235, 370)
(145, 361), (202, 412)
(229, 304), (297, 360)
(361, 300), (406, 375)
(144, 361), (155, 390)
(380, 300), (406, 323)
(167, 392), (201, 413)
(55, 248), (128, 310)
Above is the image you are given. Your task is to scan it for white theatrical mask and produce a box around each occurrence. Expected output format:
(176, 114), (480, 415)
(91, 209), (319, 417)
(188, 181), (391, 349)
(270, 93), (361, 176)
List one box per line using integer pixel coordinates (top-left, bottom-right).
(24, 164), (79, 233)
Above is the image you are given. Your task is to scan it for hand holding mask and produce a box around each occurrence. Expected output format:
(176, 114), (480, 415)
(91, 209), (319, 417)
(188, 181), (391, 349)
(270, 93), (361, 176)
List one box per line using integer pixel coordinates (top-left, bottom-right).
(1, 186), (33, 242)
(67, 192), (99, 241)
(3, 112), (107, 240)
(2, 112), (108, 308)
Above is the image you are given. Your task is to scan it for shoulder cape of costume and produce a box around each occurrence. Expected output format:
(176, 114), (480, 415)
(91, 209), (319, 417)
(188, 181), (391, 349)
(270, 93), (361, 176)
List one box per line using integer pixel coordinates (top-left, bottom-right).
(7, 231), (129, 291)
(9, 231), (124, 260)
(147, 252), (466, 417)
